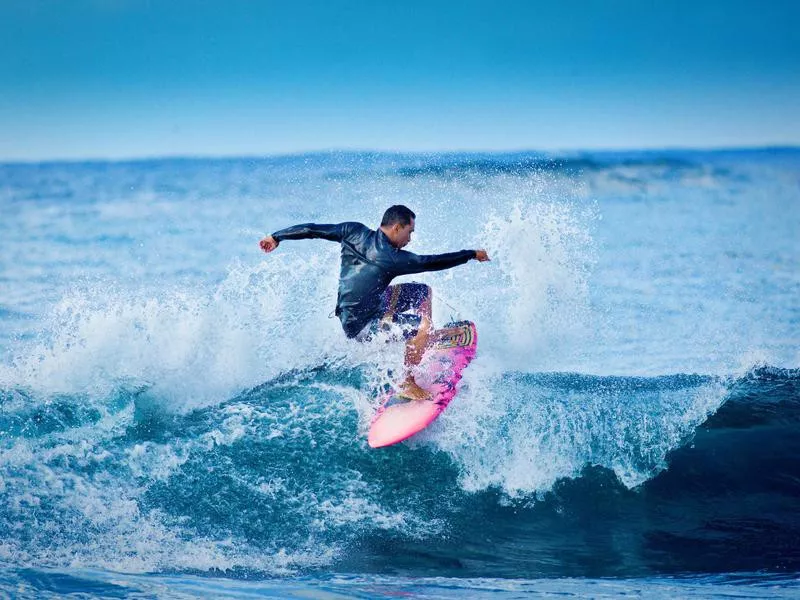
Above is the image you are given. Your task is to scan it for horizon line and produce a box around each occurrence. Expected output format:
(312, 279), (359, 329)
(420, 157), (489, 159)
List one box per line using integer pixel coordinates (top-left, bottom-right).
(2, 143), (799, 167)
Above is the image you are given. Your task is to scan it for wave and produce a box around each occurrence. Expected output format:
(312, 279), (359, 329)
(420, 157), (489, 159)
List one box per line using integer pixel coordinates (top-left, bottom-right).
(1, 365), (798, 577)
(393, 154), (700, 179)
(705, 365), (800, 428)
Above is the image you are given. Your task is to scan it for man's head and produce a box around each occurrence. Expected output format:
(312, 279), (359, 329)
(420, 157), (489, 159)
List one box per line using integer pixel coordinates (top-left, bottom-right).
(379, 205), (416, 248)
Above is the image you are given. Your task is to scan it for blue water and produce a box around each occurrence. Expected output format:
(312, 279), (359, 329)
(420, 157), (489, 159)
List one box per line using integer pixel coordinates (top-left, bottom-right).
(0, 149), (798, 597)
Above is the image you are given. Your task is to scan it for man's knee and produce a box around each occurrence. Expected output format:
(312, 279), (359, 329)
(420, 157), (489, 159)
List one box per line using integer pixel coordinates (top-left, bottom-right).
(415, 283), (431, 303)
(398, 282), (431, 307)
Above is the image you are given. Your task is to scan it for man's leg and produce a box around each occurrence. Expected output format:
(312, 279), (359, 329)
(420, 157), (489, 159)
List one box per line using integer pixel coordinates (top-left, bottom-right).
(399, 286), (433, 400)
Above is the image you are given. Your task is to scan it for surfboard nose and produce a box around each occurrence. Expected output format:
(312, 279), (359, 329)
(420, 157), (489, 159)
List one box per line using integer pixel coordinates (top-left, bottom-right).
(368, 397), (441, 448)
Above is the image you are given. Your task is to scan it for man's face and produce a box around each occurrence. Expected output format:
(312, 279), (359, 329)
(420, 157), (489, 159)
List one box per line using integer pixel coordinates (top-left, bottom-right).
(395, 218), (415, 248)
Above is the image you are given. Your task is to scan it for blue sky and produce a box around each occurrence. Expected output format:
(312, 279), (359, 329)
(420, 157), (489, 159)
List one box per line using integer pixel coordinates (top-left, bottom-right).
(2, 0), (799, 160)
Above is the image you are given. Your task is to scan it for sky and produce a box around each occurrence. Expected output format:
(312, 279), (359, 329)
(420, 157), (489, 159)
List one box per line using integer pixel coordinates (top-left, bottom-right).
(1, 0), (799, 161)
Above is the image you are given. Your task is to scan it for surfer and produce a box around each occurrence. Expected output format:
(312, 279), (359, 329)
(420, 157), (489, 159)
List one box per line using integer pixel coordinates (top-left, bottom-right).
(260, 205), (490, 400)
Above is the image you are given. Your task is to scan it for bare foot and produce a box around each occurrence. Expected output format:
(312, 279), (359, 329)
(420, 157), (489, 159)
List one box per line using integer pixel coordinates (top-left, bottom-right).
(398, 378), (431, 401)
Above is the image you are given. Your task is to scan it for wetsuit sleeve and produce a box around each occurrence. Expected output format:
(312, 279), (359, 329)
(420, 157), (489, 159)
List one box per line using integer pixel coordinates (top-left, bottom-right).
(271, 223), (347, 243)
(391, 249), (476, 276)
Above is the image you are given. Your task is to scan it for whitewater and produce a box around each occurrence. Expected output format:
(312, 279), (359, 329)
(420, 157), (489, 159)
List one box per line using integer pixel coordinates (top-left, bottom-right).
(0, 149), (798, 598)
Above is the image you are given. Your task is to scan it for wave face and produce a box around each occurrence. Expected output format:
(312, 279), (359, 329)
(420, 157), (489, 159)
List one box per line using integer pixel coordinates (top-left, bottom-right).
(0, 149), (799, 585)
(0, 367), (798, 579)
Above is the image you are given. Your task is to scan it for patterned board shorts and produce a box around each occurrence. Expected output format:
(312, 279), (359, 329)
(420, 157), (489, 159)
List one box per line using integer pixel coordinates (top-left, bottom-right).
(356, 282), (430, 342)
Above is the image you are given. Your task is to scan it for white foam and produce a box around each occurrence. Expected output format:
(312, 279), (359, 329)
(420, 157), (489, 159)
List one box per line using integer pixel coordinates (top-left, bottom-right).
(0, 254), (352, 411)
(473, 199), (596, 371)
(427, 370), (728, 497)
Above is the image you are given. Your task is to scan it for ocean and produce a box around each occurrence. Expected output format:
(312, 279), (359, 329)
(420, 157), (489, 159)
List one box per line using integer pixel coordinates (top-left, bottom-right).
(0, 149), (798, 598)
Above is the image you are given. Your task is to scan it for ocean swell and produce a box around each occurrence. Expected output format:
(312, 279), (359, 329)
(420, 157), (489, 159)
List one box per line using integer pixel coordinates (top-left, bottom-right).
(1, 365), (797, 577)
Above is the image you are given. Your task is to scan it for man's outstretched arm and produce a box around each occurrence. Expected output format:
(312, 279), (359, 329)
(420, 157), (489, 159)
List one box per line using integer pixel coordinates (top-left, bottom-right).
(260, 223), (349, 254)
(392, 248), (490, 275)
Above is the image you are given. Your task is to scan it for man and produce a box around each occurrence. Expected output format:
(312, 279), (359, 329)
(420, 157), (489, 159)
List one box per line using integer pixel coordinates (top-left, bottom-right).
(260, 205), (490, 400)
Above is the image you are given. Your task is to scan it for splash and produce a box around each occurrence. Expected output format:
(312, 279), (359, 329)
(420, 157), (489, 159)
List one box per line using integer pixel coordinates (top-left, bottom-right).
(475, 199), (596, 370)
(431, 371), (727, 497)
(0, 255), (353, 409)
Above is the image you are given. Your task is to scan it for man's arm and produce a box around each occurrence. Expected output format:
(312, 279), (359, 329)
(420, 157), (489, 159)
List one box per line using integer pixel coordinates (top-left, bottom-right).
(260, 223), (349, 254)
(391, 248), (490, 275)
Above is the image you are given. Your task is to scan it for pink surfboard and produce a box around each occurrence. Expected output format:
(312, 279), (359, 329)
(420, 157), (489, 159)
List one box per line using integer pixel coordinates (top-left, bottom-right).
(368, 321), (477, 448)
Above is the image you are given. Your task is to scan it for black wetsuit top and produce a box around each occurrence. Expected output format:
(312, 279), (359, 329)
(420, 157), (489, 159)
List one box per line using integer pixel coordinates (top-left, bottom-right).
(272, 222), (476, 338)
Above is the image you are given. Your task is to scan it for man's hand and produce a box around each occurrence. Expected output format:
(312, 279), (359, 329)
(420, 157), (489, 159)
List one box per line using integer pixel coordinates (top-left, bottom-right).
(474, 249), (490, 262)
(260, 235), (279, 253)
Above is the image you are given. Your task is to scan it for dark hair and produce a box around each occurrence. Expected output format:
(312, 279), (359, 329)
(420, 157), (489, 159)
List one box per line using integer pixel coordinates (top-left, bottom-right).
(380, 205), (416, 227)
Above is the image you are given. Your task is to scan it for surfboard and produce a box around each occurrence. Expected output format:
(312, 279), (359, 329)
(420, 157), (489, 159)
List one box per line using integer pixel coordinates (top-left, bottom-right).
(368, 320), (477, 448)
